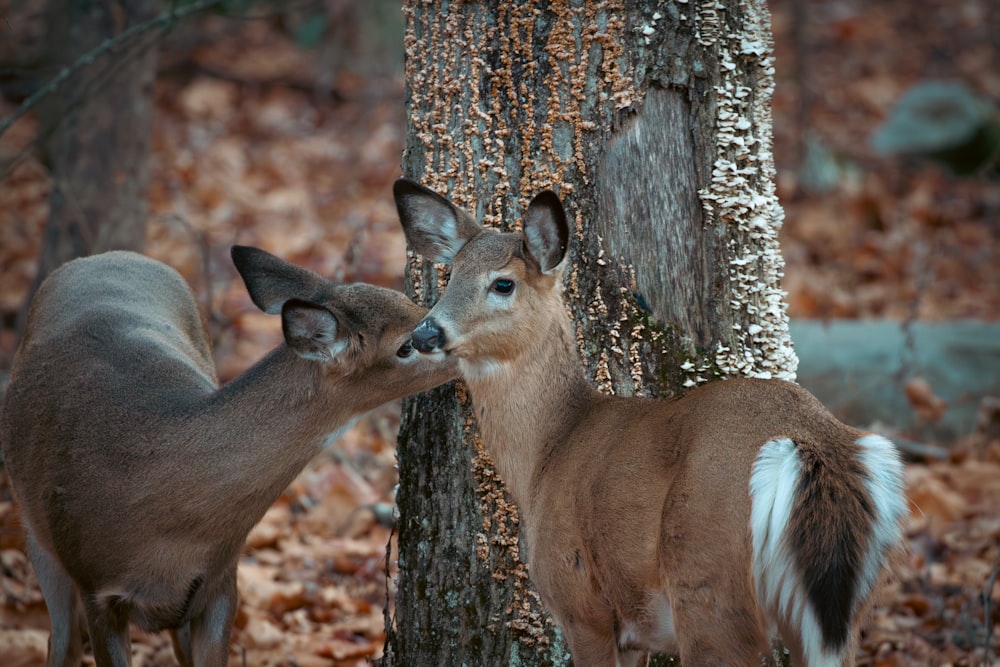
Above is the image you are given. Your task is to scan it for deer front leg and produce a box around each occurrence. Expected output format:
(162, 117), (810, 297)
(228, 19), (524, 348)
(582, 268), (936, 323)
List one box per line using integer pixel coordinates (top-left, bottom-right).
(82, 593), (132, 667)
(27, 534), (84, 667)
(187, 569), (238, 667)
(169, 623), (193, 667)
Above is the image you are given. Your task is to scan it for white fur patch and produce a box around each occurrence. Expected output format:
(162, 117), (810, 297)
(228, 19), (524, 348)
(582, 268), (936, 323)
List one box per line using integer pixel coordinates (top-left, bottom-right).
(298, 338), (348, 363)
(646, 591), (677, 649)
(855, 434), (907, 604)
(459, 357), (507, 381)
(428, 211), (463, 263)
(750, 437), (799, 624)
(800, 604), (843, 667)
(615, 591), (677, 656)
(327, 339), (350, 361)
(617, 620), (642, 650)
(750, 438), (814, 648)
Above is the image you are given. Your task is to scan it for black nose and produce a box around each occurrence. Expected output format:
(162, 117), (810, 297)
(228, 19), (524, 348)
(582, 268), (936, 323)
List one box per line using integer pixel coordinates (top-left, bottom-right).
(412, 317), (446, 353)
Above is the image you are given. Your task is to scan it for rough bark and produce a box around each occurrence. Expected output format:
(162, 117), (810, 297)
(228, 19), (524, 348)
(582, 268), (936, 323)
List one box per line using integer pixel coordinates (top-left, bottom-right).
(0, 2), (49, 103)
(386, 0), (796, 664)
(34, 0), (161, 289)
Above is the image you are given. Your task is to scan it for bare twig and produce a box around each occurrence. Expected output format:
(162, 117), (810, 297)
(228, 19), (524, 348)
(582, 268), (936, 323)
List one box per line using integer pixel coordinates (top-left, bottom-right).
(890, 435), (950, 462)
(1, 24), (164, 182)
(153, 213), (220, 330)
(0, 0), (223, 141)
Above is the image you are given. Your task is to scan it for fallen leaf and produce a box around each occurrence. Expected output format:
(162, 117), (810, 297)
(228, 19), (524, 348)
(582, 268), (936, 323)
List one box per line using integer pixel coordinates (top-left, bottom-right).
(903, 377), (947, 424)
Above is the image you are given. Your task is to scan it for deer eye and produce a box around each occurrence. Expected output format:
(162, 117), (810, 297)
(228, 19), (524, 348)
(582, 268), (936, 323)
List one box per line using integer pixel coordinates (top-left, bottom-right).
(396, 340), (414, 358)
(490, 278), (515, 295)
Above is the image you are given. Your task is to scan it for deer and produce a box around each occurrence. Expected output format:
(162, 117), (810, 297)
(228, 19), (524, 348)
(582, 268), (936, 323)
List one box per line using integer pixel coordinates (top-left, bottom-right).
(0, 245), (458, 667)
(393, 178), (908, 667)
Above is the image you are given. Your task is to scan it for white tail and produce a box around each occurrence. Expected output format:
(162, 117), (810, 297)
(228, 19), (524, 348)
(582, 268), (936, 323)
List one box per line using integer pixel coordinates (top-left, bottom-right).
(394, 179), (908, 667)
(0, 246), (457, 667)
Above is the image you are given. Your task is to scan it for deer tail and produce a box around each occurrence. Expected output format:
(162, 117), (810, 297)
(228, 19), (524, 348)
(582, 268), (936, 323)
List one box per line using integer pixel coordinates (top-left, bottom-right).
(749, 434), (906, 665)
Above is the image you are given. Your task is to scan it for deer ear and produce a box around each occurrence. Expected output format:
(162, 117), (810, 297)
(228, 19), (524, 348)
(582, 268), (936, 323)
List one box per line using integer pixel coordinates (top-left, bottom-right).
(523, 190), (569, 274)
(393, 178), (483, 265)
(232, 245), (327, 315)
(281, 300), (347, 362)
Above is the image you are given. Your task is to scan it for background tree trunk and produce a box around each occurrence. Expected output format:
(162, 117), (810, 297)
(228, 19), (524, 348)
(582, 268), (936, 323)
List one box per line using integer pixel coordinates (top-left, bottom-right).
(386, 0), (797, 664)
(34, 0), (161, 290)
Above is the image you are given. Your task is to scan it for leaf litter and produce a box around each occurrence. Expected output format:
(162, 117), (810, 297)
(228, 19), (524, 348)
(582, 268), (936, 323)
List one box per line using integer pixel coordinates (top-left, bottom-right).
(0, 1), (998, 664)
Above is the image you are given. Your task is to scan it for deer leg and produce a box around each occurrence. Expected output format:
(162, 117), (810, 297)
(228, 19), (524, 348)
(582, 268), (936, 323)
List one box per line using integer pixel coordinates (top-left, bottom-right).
(188, 569), (237, 667)
(169, 623), (194, 667)
(671, 594), (769, 667)
(561, 623), (619, 667)
(82, 594), (132, 667)
(614, 648), (649, 667)
(27, 534), (84, 667)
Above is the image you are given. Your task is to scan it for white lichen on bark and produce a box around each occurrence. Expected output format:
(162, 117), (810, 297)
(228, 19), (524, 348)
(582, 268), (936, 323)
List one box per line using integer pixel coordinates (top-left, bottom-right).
(695, 0), (798, 382)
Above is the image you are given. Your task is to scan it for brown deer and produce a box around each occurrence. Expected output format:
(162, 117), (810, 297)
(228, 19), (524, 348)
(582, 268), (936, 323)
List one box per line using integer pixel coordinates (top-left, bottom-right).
(0, 246), (458, 667)
(394, 178), (908, 667)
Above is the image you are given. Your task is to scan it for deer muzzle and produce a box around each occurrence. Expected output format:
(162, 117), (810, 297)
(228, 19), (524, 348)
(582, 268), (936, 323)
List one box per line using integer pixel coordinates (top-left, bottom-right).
(412, 317), (446, 353)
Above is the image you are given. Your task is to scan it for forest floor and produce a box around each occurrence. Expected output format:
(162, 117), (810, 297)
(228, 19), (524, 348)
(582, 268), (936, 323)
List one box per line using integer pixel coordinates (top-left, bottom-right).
(0, 0), (998, 665)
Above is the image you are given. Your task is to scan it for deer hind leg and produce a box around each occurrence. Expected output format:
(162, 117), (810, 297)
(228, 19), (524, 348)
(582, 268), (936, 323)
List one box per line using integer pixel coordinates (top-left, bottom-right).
(187, 568), (238, 667)
(669, 584), (769, 666)
(82, 593), (132, 667)
(562, 615), (648, 666)
(674, 613), (768, 667)
(26, 534), (84, 667)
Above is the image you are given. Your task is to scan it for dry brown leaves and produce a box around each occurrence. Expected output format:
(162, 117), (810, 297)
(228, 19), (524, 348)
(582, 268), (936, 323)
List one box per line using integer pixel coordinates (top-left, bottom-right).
(1, 1), (999, 665)
(772, 0), (1000, 323)
(870, 435), (1000, 666)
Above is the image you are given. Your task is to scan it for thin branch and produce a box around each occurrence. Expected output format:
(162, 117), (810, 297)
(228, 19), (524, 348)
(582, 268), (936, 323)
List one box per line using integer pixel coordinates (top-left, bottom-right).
(0, 0), (224, 141)
(1, 19), (168, 179)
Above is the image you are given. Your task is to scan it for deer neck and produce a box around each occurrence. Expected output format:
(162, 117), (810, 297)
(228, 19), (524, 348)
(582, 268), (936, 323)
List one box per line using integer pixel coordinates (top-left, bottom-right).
(185, 347), (359, 529)
(461, 310), (596, 512)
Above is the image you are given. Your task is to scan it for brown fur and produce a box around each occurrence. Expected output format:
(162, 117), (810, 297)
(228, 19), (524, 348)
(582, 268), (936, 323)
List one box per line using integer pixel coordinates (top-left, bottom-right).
(395, 179), (907, 666)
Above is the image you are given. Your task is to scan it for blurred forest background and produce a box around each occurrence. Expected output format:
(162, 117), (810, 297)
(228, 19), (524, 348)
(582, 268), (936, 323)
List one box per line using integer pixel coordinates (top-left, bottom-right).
(0, 0), (997, 665)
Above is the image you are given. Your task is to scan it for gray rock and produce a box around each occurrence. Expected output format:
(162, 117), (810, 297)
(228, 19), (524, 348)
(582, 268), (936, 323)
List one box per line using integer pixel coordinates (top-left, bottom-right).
(791, 319), (1000, 443)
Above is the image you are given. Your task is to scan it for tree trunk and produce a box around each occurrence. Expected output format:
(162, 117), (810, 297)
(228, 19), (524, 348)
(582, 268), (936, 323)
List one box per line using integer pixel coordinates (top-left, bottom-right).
(386, 0), (796, 664)
(34, 0), (161, 289)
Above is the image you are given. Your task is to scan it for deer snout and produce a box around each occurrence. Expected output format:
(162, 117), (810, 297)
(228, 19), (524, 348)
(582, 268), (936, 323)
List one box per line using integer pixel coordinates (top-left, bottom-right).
(412, 317), (446, 353)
